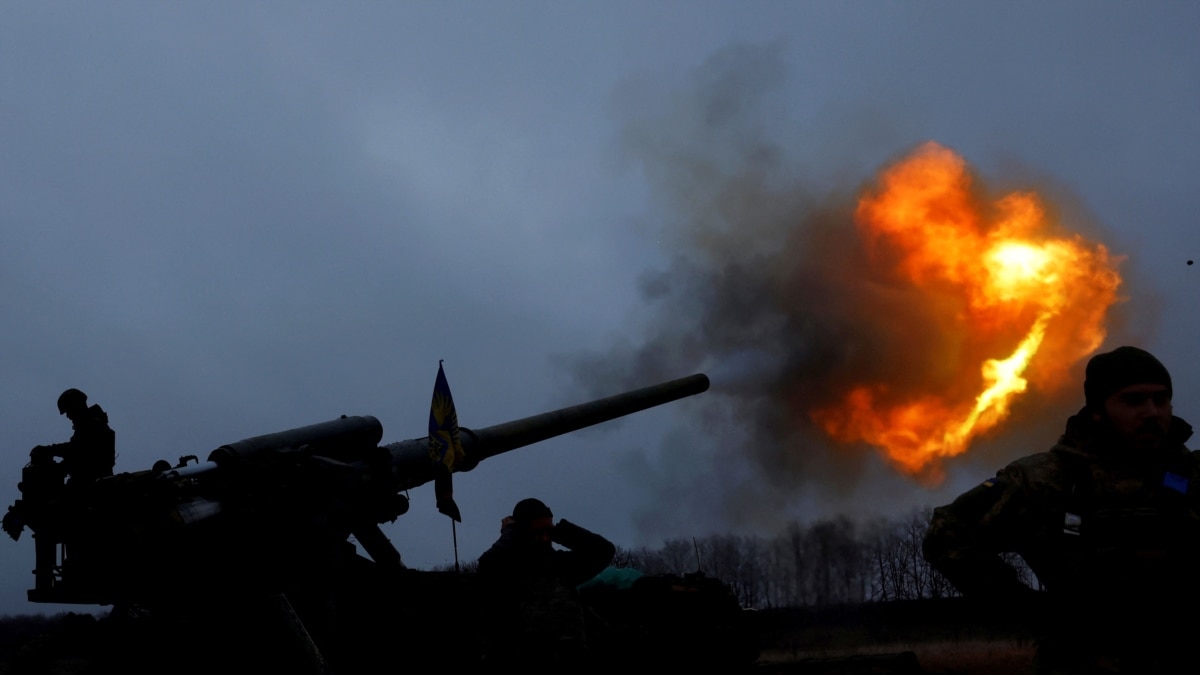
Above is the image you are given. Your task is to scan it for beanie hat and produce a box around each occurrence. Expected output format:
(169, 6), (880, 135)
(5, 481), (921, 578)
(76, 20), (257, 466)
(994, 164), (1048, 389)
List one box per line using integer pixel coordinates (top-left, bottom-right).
(512, 498), (552, 524)
(1084, 346), (1172, 410)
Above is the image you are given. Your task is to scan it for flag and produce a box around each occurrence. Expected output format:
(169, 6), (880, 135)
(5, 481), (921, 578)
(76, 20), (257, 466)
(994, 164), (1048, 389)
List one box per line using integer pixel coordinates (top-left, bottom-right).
(429, 360), (464, 522)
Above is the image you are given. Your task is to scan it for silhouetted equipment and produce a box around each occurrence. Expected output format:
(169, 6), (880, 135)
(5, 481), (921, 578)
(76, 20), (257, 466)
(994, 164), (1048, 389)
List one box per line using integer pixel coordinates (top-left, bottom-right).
(7, 373), (721, 672)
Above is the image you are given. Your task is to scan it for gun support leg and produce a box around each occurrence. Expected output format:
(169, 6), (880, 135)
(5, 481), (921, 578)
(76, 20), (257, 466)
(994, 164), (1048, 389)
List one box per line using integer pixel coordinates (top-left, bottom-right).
(272, 593), (334, 675)
(32, 531), (58, 592)
(351, 523), (404, 568)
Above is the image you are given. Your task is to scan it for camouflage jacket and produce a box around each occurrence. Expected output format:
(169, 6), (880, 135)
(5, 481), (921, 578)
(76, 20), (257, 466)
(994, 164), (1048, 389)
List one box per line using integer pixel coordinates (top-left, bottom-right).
(924, 408), (1200, 613)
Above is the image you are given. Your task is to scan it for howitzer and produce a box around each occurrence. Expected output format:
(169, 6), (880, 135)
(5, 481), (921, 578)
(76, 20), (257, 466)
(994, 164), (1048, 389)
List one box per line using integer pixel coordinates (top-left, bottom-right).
(6, 373), (709, 671)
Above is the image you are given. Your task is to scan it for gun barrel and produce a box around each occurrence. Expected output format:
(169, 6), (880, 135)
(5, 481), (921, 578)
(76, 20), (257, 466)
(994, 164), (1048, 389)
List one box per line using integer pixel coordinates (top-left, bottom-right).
(465, 372), (710, 462)
(383, 373), (709, 490)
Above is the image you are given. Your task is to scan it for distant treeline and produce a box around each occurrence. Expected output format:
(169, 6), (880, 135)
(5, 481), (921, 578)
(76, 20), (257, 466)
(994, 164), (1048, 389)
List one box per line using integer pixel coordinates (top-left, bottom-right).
(477, 509), (1035, 609)
(607, 509), (1036, 608)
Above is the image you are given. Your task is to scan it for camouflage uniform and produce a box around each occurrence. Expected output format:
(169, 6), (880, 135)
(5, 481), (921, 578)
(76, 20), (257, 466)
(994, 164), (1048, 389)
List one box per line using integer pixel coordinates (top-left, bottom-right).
(924, 408), (1200, 673)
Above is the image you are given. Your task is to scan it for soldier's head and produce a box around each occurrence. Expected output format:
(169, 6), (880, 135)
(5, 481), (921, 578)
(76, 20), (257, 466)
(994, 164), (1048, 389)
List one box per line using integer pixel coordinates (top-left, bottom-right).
(56, 389), (89, 420)
(1084, 346), (1173, 453)
(512, 498), (554, 547)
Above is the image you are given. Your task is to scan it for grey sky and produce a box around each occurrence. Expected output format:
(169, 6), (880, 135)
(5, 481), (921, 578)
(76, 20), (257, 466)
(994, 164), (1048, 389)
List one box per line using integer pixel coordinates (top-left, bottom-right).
(2, 2), (1198, 615)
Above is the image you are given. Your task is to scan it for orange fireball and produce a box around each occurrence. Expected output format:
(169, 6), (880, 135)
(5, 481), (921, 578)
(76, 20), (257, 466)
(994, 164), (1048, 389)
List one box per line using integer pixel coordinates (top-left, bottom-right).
(812, 142), (1122, 479)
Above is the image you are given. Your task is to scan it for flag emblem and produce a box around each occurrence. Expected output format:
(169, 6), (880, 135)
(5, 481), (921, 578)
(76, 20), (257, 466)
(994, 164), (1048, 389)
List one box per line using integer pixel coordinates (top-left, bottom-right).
(428, 361), (464, 521)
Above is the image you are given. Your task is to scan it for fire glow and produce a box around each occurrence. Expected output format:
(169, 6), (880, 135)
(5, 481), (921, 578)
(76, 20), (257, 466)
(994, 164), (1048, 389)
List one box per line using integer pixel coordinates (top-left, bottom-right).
(812, 142), (1122, 479)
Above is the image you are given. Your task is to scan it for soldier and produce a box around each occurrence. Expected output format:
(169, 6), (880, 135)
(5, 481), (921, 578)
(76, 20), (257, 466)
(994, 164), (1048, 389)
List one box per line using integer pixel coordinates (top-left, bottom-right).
(477, 498), (615, 667)
(37, 388), (117, 485)
(923, 346), (1200, 673)
(3, 388), (117, 578)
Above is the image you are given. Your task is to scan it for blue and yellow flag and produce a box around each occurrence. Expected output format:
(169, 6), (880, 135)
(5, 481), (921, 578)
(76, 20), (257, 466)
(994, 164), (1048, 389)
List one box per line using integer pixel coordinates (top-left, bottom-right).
(429, 361), (464, 521)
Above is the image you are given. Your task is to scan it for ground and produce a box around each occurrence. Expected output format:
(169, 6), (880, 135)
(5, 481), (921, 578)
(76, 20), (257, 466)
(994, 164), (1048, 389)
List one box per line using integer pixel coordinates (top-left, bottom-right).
(0, 599), (1041, 674)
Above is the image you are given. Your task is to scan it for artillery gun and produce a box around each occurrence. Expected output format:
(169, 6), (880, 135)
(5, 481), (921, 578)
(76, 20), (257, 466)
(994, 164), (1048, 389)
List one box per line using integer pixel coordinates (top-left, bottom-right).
(4, 374), (748, 673)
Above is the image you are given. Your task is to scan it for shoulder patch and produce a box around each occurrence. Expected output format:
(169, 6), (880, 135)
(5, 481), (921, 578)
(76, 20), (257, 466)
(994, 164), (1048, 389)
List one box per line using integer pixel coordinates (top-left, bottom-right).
(1163, 471), (1189, 494)
(940, 475), (1011, 522)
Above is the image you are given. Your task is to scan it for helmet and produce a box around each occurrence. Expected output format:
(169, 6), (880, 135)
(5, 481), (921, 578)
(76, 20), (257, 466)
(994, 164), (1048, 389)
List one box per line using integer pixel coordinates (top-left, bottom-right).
(57, 388), (88, 415)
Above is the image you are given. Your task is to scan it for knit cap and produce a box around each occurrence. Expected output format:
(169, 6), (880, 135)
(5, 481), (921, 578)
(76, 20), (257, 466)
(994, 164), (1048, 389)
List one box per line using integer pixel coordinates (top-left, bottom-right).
(1083, 346), (1172, 409)
(512, 498), (553, 524)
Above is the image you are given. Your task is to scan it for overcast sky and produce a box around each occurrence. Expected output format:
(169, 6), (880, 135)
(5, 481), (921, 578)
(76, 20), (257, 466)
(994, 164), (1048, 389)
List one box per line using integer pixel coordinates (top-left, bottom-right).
(2, 2), (1198, 615)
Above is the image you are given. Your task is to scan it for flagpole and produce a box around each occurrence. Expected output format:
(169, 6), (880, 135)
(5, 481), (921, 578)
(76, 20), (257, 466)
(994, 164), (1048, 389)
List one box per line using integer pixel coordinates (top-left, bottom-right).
(452, 520), (460, 573)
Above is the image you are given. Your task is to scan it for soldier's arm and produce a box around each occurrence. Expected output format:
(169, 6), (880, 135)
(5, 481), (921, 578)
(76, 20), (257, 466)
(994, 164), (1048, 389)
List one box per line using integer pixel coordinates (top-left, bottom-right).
(922, 464), (1042, 600)
(553, 519), (615, 586)
(35, 442), (71, 460)
(476, 522), (521, 578)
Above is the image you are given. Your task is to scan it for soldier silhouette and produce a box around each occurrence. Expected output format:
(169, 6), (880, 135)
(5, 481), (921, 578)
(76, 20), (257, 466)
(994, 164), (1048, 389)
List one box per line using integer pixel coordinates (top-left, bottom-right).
(3, 389), (117, 570)
(36, 388), (116, 486)
(477, 498), (615, 668)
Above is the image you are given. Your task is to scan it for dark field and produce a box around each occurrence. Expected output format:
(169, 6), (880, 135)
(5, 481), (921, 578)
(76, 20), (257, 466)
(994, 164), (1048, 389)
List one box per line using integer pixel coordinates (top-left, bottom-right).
(757, 639), (1034, 674)
(754, 600), (1036, 674)
(0, 599), (1037, 674)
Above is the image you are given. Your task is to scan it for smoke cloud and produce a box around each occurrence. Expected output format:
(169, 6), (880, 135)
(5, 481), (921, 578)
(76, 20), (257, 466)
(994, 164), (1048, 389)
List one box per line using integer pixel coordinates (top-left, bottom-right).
(565, 43), (1137, 542)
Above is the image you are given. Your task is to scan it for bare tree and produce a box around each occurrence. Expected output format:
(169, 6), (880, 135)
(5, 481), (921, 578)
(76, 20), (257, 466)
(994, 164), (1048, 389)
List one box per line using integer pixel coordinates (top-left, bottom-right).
(868, 508), (964, 601)
(599, 507), (1035, 609)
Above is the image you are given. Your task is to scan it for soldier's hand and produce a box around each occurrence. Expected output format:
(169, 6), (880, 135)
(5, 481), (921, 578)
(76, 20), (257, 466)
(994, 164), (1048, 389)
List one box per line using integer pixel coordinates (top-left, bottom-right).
(501, 516), (515, 531)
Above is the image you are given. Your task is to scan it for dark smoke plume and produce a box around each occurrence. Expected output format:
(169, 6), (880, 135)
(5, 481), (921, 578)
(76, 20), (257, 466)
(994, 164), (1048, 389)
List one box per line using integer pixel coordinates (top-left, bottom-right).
(565, 43), (1138, 542)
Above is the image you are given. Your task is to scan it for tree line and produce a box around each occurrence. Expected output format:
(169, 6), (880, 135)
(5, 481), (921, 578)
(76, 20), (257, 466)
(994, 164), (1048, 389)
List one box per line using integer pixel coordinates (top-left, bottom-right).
(606, 508), (1035, 609)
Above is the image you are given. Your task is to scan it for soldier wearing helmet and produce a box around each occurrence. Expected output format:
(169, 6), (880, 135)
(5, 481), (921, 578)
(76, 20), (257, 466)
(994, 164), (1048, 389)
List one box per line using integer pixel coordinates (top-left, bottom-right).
(41, 388), (116, 486)
(923, 346), (1200, 673)
(3, 389), (117, 542)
